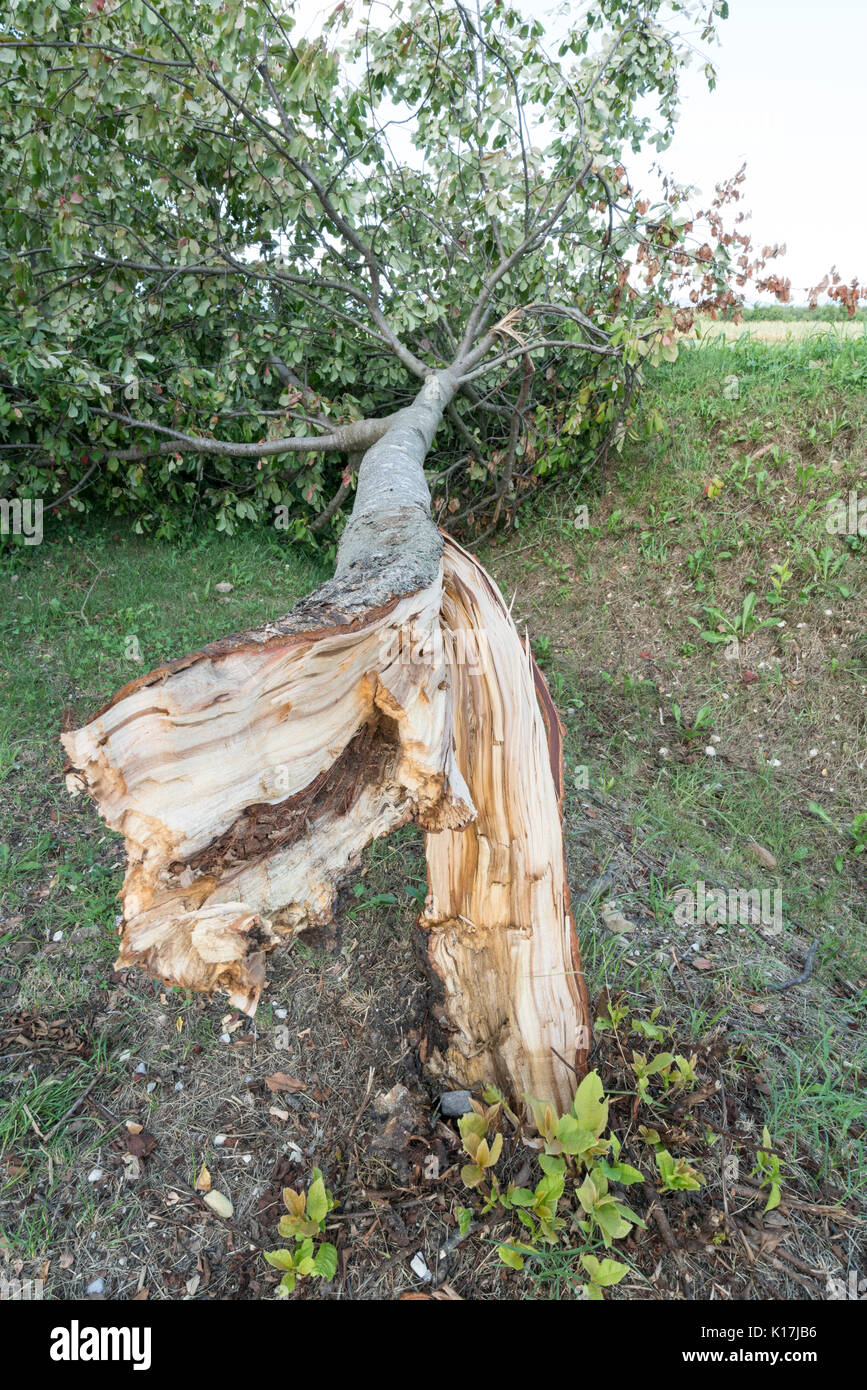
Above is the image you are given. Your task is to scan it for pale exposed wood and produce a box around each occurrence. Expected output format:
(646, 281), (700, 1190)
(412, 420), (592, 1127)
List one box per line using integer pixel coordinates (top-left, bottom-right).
(423, 538), (589, 1113)
(62, 579), (472, 1013)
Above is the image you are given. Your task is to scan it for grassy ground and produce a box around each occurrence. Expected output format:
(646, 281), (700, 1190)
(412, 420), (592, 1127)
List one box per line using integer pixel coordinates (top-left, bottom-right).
(0, 329), (864, 1300)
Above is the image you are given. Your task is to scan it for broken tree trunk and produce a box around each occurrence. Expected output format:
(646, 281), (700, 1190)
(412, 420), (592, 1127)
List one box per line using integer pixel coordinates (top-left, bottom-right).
(62, 372), (589, 1112)
(423, 537), (589, 1107)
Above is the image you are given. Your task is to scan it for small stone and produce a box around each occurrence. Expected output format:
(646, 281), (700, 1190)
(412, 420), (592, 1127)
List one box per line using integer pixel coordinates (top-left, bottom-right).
(214, 581), (234, 594)
(87, 1168), (104, 1183)
(440, 1090), (473, 1117)
(704, 745), (716, 757)
(135, 1062), (147, 1075)
(600, 905), (636, 935)
(86, 1278), (105, 1295)
(410, 1252), (433, 1283)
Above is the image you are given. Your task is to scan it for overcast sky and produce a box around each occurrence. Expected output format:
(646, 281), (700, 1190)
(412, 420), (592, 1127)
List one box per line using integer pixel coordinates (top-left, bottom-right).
(295, 1), (865, 305)
(650, 0), (865, 303)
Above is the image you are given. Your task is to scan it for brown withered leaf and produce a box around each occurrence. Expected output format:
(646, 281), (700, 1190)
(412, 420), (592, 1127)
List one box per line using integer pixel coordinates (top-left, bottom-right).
(126, 1129), (157, 1159)
(265, 1072), (307, 1094)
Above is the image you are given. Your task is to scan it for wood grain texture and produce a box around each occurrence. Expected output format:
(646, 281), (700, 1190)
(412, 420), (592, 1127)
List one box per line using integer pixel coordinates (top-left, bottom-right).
(62, 577), (472, 1012)
(422, 538), (589, 1112)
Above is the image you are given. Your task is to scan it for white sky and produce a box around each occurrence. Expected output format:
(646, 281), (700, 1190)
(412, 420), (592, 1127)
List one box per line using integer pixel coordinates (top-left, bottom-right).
(652, 0), (866, 303)
(293, 0), (865, 304)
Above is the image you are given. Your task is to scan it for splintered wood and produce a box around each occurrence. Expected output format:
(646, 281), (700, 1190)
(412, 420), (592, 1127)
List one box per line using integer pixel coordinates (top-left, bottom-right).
(62, 537), (587, 1109)
(423, 540), (588, 1109)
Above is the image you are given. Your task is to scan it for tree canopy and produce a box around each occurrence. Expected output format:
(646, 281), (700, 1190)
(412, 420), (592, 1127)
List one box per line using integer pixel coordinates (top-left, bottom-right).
(2, 0), (777, 539)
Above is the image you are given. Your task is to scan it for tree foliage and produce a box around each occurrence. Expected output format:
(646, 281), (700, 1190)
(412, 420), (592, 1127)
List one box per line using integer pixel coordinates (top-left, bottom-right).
(2, 0), (779, 539)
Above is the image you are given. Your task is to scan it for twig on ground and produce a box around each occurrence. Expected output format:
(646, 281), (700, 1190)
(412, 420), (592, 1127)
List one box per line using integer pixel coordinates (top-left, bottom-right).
(716, 1063), (730, 1221)
(766, 939), (819, 992)
(642, 1181), (686, 1274)
(79, 558), (106, 625)
(44, 1066), (105, 1139)
(670, 947), (696, 1001)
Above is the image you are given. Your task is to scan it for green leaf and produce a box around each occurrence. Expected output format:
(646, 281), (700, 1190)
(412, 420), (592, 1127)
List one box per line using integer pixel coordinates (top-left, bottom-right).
(764, 1183), (782, 1213)
(572, 1070), (609, 1135)
(263, 1248), (295, 1270)
(461, 1163), (485, 1189)
(581, 1255), (629, 1287)
(456, 1206), (473, 1236)
(497, 1244), (524, 1270)
(506, 1187), (536, 1208)
(538, 1153), (567, 1179)
(598, 1158), (644, 1186)
(306, 1174), (329, 1225)
(312, 1242), (338, 1280)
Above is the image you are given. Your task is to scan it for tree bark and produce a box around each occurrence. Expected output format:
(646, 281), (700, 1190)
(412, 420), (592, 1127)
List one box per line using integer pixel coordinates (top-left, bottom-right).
(62, 372), (589, 1111)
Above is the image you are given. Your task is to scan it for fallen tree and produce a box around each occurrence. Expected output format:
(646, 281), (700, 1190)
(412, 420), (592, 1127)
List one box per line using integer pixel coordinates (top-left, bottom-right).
(62, 371), (590, 1107)
(6, 0), (767, 1107)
